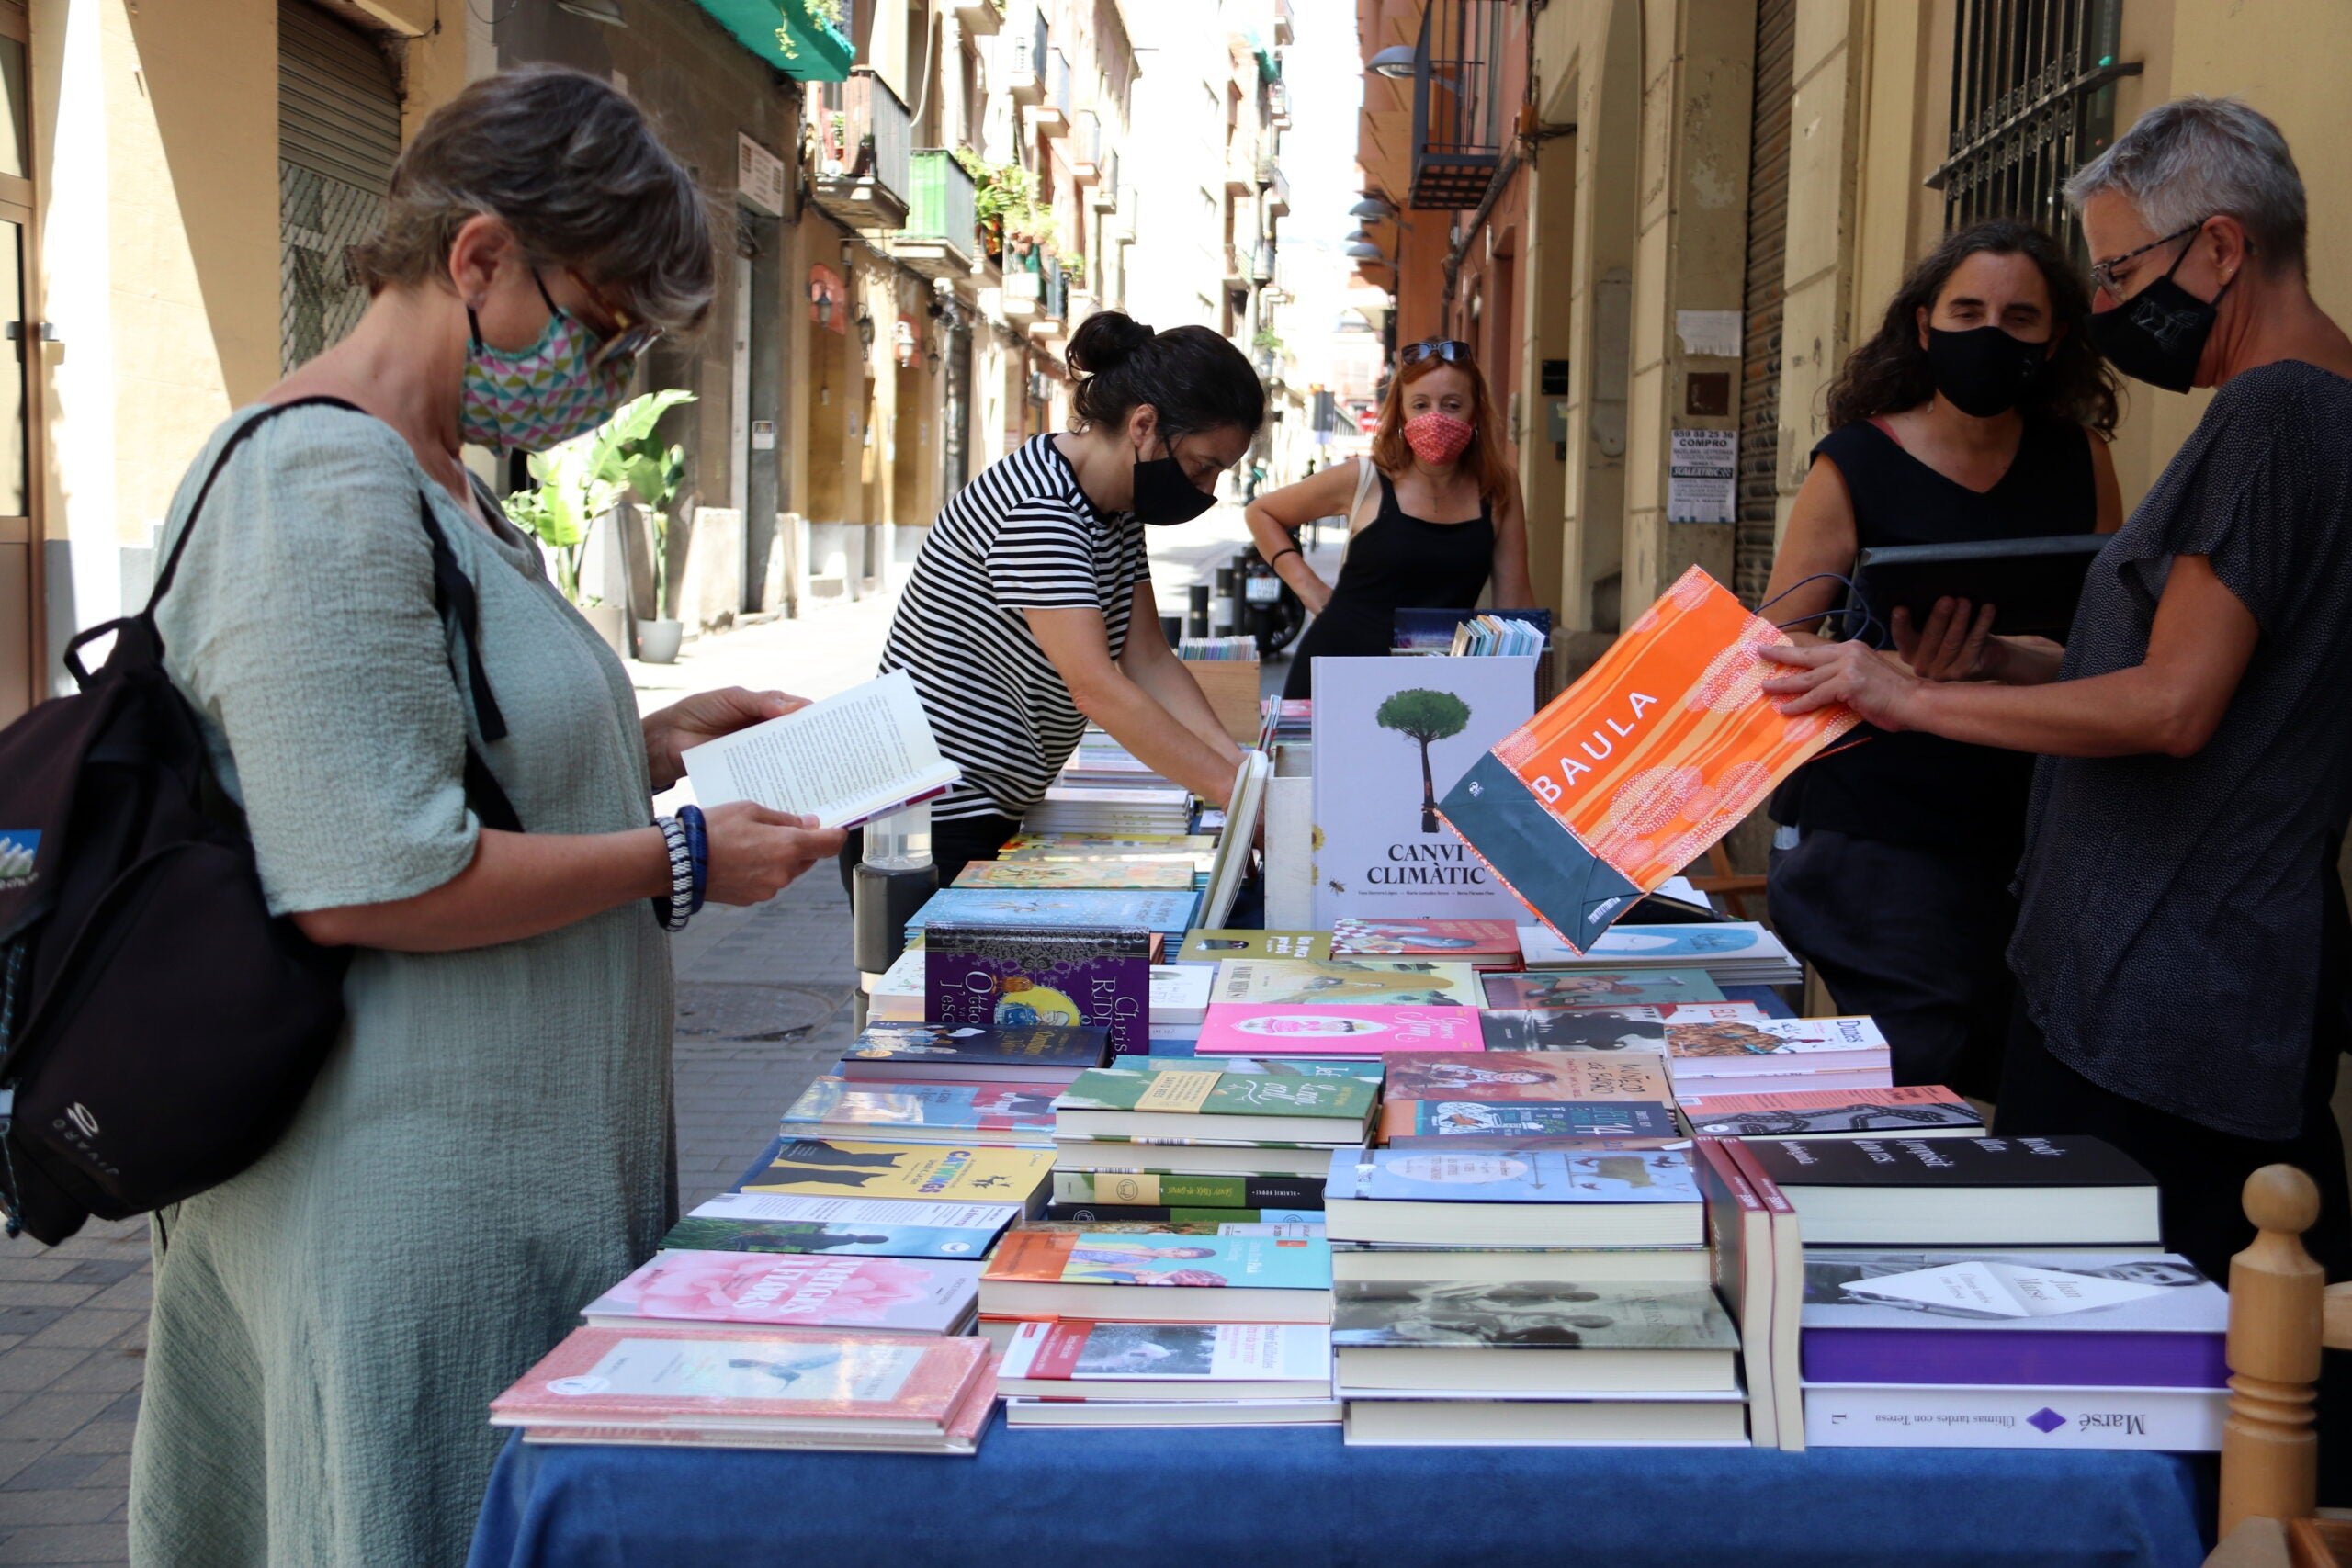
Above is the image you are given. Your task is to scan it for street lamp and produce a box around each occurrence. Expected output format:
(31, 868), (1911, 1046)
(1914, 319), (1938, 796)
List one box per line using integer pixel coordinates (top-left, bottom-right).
(1349, 196), (1397, 222)
(1344, 242), (1388, 262)
(1366, 45), (1417, 79)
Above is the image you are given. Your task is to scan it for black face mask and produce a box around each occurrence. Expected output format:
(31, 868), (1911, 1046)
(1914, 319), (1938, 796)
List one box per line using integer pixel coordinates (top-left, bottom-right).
(2086, 235), (2232, 394)
(1130, 440), (1217, 525)
(1926, 324), (2049, 418)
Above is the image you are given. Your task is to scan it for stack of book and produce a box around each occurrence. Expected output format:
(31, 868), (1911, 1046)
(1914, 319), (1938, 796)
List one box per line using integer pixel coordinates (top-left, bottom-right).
(951, 858), (1197, 892)
(834, 1021), (1113, 1088)
(1258, 695), (1313, 749)
(978, 1228), (1338, 1426)
(775, 1077), (1058, 1149)
(492, 1325), (998, 1454)
(1023, 783), (1195, 837)
(1795, 1247), (2230, 1450)
(1044, 1055), (1378, 1224)
(996, 1319), (1338, 1427)
(904, 888), (1199, 953)
(1148, 964), (1214, 1053)
(1658, 1016), (1894, 1100)
(1518, 922), (1803, 986)
(580, 1250), (984, 1336)
(1321, 1098), (1733, 1446)
(1709, 1134), (2210, 1451)
(1442, 614), (1547, 657)
(998, 832), (1220, 874)
(1057, 730), (1180, 789)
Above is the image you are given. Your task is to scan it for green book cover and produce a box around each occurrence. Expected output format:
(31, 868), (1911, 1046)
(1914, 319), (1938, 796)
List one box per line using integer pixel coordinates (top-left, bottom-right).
(1052, 1171), (1327, 1207)
(1057, 1065), (1377, 1123)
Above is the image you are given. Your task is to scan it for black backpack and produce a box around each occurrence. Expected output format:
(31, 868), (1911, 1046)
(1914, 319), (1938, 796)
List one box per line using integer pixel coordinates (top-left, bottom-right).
(0, 397), (520, 1244)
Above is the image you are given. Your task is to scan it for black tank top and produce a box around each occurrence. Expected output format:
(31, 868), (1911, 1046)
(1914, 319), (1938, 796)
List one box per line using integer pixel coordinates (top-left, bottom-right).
(1772, 417), (2097, 852)
(1283, 470), (1494, 699)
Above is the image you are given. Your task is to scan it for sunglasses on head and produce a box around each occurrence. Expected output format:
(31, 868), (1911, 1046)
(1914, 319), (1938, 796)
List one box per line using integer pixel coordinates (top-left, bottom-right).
(1401, 338), (1473, 366)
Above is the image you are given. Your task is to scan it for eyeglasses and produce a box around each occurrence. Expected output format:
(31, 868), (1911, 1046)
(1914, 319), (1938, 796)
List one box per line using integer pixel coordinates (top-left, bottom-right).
(547, 268), (664, 372)
(1401, 338), (1474, 366)
(2088, 220), (2205, 297)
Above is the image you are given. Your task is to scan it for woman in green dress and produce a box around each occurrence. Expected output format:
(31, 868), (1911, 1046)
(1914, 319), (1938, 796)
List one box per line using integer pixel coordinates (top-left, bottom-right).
(130, 68), (843, 1565)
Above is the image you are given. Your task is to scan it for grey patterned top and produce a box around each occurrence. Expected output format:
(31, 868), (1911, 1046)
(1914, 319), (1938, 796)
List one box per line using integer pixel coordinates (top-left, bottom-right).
(2009, 360), (2352, 1139)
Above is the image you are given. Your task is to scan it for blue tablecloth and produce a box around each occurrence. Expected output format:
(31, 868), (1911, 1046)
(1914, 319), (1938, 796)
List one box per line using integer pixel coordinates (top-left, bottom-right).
(466, 1416), (2211, 1568)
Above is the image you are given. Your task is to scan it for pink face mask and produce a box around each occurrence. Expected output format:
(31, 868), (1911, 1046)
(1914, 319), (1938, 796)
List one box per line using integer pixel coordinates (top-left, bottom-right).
(1404, 411), (1475, 465)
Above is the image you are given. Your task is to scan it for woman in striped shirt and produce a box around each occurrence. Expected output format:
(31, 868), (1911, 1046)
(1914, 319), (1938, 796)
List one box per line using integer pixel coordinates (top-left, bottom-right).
(848, 311), (1266, 882)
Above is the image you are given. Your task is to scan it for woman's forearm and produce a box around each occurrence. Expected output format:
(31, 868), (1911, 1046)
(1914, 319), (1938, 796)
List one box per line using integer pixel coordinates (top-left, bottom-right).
(1249, 503), (1329, 610)
(1125, 640), (1245, 766)
(1902, 666), (2215, 759)
(1080, 668), (1242, 805)
(295, 827), (671, 953)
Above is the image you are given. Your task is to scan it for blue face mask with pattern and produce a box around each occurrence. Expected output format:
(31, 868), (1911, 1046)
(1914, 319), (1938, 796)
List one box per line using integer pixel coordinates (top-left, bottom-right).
(458, 272), (636, 453)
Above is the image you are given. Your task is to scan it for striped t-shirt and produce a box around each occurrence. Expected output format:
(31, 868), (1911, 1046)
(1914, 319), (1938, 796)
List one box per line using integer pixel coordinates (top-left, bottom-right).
(882, 434), (1150, 823)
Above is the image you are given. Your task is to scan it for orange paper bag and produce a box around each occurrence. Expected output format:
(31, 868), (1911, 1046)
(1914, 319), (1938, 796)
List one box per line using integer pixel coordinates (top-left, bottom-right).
(1436, 566), (1860, 952)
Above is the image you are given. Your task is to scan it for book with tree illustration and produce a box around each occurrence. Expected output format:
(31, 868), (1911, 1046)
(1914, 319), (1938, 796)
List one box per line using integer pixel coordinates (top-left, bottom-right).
(1309, 657), (1538, 927)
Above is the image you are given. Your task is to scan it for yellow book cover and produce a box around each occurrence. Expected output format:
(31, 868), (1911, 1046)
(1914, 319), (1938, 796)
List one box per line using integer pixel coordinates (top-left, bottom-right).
(741, 1138), (1054, 1206)
(1209, 958), (1482, 1008)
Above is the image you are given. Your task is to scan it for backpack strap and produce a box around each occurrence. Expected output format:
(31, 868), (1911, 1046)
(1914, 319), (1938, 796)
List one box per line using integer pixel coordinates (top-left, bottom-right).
(413, 496), (523, 834)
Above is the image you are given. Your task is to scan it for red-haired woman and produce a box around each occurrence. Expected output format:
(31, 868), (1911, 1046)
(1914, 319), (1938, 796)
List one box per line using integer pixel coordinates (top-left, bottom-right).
(1246, 338), (1535, 699)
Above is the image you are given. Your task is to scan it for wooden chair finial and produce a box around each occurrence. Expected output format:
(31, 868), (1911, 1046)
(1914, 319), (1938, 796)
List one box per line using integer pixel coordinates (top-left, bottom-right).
(2219, 1163), (2328, 1540)
(2245, 1165), (2321, 1237)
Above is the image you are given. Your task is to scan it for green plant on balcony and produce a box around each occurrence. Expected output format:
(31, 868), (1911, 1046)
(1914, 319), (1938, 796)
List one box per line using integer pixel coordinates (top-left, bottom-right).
(775, 0), (848, 67)
(1061, 254), (1088, 286)
(1251, 327), (1284, 355)
(956, 149), (1057, 262)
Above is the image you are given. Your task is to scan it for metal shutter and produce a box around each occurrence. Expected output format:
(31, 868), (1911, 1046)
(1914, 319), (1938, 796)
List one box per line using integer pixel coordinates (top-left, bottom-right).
(1734, 0), (1795, 605)
(278, 1), (400, 371)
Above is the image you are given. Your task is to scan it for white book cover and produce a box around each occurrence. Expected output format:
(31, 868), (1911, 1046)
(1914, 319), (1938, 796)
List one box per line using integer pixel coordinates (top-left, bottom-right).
(1519, 921), (1796, 969)
(1001, 1320), (1332, 1384)
(1150, 964), (1214, 1023)
(1310, 656), (1538, 926)
(682, 670), (960, 830)
(1802, 1383), (2223, 1450)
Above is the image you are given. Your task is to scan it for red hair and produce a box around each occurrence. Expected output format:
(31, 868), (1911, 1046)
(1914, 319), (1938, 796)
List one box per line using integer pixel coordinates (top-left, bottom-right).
(1368, 346), (1513, 505)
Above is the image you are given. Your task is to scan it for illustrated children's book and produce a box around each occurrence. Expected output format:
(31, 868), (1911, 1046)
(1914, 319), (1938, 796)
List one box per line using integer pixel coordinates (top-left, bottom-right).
(1439, 567), (1860, 953)
(581, 1250), (982, 1335)
(1311, 656), (1539, 927)
(738, 1136), (1054, 1209)
(1210, 958), (1482, 1008)
(1478, 968), (1725, 1008)
(1382, 1050), (1674, 1104)
(923, 922), (1152, 1056)
(777, 1077), (1060, 1145)
(661, 1191), (1019, 1261)
(1329, 917), (1521, 961)
(1194, 1004), (1486, 1056)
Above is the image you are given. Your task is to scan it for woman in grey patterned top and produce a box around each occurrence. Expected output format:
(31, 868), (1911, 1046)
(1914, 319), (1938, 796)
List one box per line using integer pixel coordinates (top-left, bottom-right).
(1758, 97), (2352, 1291)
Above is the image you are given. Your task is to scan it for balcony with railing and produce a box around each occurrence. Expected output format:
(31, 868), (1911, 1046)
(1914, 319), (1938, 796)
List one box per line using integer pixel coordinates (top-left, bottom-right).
(1223, 243), (1249, 288)
(811, 67), (911, 231)
(1409, 0), (1506, 209)
(1258, 154), (1289, 217)
(1006, 9), (1047, 105)
(1267, 78), (1292, 128)
(893, 150), (978, 280)
(1251, 240), (1276, 285)
(1089, 147), (1121, 210)
(1026, 260), (1069, 343)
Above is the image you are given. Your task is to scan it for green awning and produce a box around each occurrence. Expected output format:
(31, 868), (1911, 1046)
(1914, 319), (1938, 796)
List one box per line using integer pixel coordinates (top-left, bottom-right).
(692, 0), (854, 82)
(1252, 35), (1280, 84)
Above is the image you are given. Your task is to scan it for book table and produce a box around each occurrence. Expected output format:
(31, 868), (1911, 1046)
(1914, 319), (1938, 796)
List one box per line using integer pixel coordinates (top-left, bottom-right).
(466, 1421), (2210, 1567)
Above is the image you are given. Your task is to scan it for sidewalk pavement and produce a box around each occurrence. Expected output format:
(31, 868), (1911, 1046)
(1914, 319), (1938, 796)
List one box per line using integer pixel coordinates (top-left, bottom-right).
(0, 501), (1339, 1564)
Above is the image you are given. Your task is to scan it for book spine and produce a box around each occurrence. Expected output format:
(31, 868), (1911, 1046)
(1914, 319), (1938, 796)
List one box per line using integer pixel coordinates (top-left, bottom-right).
(1801, 1384), (2223, 1450)
(1050, 1172), (1328, 1209)
(1799, 1328), (2228, 1390)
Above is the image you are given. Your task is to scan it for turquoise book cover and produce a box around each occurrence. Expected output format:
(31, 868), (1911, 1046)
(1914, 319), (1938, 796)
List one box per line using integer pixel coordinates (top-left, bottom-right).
(1325, 1147), (1702, 1205)
(1048, 1232), (1333, 1291)
(906, 887), (1202, 940)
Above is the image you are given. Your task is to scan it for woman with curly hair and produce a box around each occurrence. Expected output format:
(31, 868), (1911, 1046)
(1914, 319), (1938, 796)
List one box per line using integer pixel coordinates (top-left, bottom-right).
(1761, 218), (2122, 1098)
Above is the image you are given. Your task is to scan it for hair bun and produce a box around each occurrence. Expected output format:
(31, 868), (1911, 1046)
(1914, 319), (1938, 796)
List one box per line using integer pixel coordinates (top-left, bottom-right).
(1067, 310), (1156, 376)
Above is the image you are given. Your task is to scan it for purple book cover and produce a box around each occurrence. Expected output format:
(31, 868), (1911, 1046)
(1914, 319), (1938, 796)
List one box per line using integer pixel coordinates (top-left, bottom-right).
(924, 922), (1152, 1057)
(1800, 1328), (2227, 1389)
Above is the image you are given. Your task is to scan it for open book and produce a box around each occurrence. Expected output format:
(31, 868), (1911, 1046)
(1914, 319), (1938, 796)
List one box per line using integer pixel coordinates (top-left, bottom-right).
(1198, 750), (1271, 930)
(681, 670), (962, 830)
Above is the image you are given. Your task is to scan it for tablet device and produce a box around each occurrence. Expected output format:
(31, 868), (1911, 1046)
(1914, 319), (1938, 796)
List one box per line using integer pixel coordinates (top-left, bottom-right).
(1844, 534), (2107, 640)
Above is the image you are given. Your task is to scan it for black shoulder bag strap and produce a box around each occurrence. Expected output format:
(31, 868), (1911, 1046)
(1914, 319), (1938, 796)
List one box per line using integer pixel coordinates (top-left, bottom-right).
(74, 395), (525, 834)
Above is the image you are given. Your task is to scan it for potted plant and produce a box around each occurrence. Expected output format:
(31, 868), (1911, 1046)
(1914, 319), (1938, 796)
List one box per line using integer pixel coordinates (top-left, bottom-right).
(503, 389), (697, 661)
(609, 402), (695, 663)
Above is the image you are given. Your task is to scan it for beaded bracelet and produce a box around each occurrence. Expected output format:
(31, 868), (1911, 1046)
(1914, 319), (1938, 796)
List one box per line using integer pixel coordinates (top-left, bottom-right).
(650, 814), (694, 932)
(679, 804), (710, 918)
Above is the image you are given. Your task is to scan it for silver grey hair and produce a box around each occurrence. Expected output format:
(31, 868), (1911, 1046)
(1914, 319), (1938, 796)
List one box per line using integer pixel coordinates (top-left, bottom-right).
(2065, 96), (2307, 275)
(350, 64), (716, 333)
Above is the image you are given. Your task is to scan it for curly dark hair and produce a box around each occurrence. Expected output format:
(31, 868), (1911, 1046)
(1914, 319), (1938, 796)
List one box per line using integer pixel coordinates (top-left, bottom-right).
(1826, 218), (2119, 435)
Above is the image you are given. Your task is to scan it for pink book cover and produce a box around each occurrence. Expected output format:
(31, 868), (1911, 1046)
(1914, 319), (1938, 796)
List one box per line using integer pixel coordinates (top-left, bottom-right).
(581, 1251), (982, 1335)
(1193, 1003), (1487, 1055)
(517, 1357), (1001, 1453)
(490, 1325), (987, 1431)
(1329, 918), (1521, 958)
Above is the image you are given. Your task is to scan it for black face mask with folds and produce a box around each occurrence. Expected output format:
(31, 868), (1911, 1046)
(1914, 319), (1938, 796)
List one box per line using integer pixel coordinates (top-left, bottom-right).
(1926, 324), (2050, 418)
(2086, 238), (2232, 394)
(1130, 440), (1216, 525)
